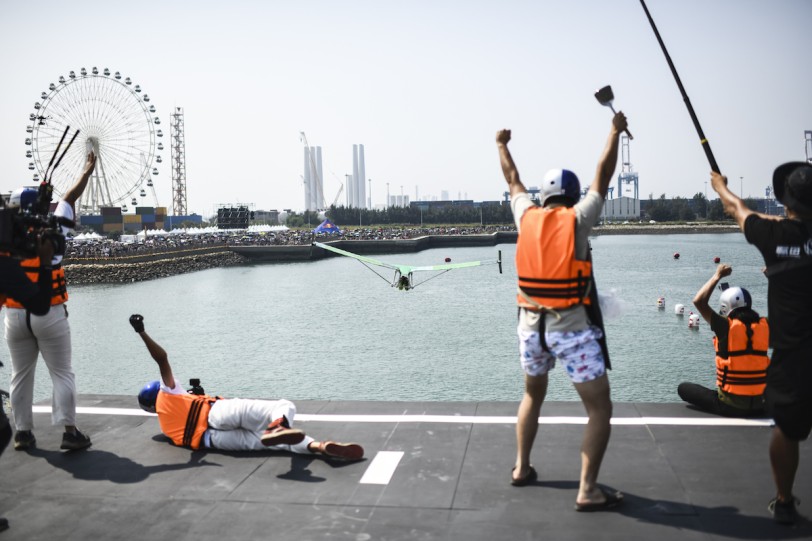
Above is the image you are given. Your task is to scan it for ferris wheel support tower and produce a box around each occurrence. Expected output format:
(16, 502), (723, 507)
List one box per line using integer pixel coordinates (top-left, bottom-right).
(171, 107), (188, 216)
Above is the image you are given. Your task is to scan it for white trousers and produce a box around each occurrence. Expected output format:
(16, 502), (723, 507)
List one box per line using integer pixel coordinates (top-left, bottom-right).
(5, 305), (76, 429)
(206, 398), (314, 453)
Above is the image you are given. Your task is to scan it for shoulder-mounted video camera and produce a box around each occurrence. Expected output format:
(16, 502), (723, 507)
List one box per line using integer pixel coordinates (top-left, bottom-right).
(0, 126), (79, 259)
(0, 202), (72, 259)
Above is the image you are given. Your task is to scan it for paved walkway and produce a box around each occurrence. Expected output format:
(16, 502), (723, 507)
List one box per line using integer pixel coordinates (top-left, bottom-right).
(0, 396), (809, 540)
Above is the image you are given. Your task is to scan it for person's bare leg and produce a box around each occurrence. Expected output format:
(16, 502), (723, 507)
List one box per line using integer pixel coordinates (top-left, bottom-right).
(769, 426), (799, 503)
(573, 374), (613, 504)
(513, 373), (548, 482)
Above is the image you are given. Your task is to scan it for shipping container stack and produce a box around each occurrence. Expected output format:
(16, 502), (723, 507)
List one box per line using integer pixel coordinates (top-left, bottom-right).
(101, 207), (122, 234)
(156, 207), (167, 230)
(79, 208), (203, 235)
(123, 211), (142, 232)
(79, 213), (104, 234)
(136, 206), (155, 231)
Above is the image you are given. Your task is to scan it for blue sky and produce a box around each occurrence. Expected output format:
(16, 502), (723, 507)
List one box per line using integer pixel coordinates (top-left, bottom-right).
(1, 0), (810, 217)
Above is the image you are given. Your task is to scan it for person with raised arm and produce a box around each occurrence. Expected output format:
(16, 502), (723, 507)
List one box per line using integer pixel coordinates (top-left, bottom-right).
(130, 314), (364, 460)
(496, 111), (627, 512)
(4, 151), (96, 453)
(678, 263), (768, 417)
(711, 162), (812, 525)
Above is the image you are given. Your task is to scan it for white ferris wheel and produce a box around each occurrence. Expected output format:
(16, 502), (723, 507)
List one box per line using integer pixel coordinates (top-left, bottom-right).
(24, 67), (163, 214)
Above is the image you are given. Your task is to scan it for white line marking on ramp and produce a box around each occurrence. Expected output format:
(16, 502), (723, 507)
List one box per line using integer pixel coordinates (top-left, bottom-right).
(359, 451), (404, 485)
(35, 406), (774, 427)
(34, 405), (155, 417)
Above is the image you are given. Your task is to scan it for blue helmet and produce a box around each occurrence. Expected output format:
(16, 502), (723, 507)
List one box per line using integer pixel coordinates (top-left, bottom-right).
(138, 380), (161, 413)
(8, 187), (38, 211)
(541, 169), (581, 206)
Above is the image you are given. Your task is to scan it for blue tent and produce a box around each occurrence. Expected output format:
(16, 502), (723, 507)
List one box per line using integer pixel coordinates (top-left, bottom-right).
(312, 219), (341, 234)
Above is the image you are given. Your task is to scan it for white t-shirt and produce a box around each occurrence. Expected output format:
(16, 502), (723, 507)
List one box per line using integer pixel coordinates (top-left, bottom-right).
(53, 199), (74, 267)
(511, 191), (604, 333)
(160, 377), (186, 395)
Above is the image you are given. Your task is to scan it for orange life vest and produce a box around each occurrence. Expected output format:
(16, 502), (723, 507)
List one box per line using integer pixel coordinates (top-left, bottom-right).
(516, 206), (592, 310)
(3, 256), (67, 308)
(714, 317), (770, 396)
(155, 392), (219, 449)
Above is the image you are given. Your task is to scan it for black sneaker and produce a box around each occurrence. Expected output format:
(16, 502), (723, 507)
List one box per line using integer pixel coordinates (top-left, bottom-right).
(13, 430), (35, 451)
(60, 429), (91, 451)
(768, 497), (800, 525)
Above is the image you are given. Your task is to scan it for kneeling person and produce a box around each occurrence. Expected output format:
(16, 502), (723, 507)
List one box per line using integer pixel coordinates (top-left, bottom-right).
(678, 264), (769, 417)
(131, 314), (363, 459)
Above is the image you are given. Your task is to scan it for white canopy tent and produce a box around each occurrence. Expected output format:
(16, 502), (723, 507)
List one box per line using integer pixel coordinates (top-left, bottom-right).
(71, 231), (104, 242)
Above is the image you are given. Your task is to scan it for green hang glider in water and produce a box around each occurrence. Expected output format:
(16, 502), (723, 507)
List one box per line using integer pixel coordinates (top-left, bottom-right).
(312, 242), (502, 291)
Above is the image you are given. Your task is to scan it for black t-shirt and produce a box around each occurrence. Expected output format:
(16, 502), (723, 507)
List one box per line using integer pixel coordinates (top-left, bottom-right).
(744, 214), (812, 350)
(710, 311), (729, 345)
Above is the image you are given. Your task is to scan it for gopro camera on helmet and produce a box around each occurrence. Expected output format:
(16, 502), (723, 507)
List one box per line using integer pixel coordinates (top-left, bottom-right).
(187, 378), (205, 396)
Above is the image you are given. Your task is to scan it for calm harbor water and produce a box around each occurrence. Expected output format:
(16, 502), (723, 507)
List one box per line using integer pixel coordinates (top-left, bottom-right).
(5, 232), (771, 405)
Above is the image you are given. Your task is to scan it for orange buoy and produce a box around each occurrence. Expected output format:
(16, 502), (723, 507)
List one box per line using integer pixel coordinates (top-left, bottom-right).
(673, 252), (680, 260)
(444, 257), (451, 263)
(713, 256), (721, 263)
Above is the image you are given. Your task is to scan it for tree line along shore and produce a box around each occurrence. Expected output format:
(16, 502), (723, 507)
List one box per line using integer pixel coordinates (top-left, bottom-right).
(63, 223), (741, 285)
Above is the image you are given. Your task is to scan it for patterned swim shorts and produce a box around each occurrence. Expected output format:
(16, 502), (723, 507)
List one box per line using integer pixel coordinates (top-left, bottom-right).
(517, 325), (606, 383)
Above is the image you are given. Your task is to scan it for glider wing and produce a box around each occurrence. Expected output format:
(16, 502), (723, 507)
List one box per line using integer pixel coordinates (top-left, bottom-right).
(315, 242), (502, 275)
(410, 259), (495, 272)
(313, 242), (404, 272)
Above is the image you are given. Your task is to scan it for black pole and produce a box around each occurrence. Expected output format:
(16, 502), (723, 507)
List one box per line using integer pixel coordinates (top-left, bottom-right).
(639, 0), (720, 173)
(43, 125), (70, 181)
(48, 128), (80, 182)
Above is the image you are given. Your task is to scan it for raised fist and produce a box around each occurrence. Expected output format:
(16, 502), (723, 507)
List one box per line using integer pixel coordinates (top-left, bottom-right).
(129, 314), (145, 333)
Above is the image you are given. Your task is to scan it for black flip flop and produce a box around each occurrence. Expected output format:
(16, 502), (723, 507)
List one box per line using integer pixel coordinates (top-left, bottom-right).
(510, 466), (537, 487)
(574, 489), (624, 512)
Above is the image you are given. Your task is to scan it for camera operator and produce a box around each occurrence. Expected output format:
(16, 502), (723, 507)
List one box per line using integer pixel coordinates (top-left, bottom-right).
(4, 151), (95, 453)
(0, 231), (55, 533)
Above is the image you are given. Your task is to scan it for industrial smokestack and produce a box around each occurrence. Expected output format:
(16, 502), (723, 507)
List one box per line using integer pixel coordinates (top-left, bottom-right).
(351, 144), (359, 208)
(303, 147), (312, 211)
(358, 144), (366, 209)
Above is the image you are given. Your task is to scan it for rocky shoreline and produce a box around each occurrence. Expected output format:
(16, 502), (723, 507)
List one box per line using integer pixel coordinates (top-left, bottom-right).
(65, 251), (248, 285)
(592, 223), (741, 235)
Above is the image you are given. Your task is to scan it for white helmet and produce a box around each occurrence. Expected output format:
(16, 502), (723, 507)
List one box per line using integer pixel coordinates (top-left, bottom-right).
(8, 187), (38, 210)
(719, 287), (751, 316)
(540, 169), (581, 206)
